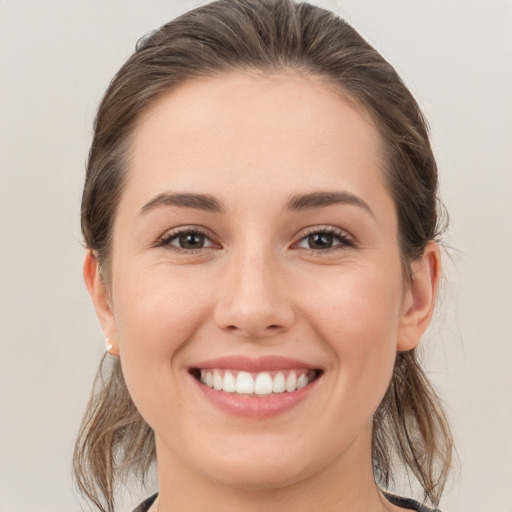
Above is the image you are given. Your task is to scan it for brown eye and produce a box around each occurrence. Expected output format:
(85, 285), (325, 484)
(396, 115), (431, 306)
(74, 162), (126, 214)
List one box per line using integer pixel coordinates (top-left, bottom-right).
(307, 233), (334, 249)
(178, 232), (206, 249)
(159, 229), (216, 252)
(295, 228), (355, 252)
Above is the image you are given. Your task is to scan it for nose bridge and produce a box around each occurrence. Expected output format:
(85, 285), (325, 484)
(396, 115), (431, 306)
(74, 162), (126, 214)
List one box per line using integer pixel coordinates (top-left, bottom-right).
(214, 236), (293, 338)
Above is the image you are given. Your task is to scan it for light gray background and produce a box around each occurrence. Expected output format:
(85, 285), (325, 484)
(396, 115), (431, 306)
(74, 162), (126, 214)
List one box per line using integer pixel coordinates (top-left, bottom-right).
(0, 1), (511, 511)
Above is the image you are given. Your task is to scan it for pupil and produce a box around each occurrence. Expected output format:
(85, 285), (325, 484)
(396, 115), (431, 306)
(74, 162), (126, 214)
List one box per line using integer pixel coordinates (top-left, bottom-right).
(179, 233), (204, 249)
(309, 233), (333, 249)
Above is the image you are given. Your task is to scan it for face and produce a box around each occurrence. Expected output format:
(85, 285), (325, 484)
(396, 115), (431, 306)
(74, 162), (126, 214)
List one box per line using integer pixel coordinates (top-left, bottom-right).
(87, 71), (436, 492)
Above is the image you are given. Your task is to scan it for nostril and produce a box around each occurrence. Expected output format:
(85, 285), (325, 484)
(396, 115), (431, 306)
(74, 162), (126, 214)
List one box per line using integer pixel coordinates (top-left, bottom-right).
(225, 324), (281, 333)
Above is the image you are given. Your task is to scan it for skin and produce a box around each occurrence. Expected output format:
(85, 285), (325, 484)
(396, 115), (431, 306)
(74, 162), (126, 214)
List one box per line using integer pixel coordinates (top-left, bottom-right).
(85, 71), (440, 512)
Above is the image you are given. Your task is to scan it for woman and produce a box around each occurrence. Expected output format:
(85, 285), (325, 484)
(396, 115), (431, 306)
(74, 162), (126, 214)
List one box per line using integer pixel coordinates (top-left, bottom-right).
(74, 1), (453, 511)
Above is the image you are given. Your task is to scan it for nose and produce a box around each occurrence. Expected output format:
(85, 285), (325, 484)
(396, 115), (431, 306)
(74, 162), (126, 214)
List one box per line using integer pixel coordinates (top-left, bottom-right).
(213, 245), (295, 340)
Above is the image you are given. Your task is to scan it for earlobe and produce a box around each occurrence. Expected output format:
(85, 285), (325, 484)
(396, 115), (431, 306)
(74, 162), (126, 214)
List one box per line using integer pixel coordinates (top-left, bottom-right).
(83, 251), (120, 356)
(397, 241), (441, 352)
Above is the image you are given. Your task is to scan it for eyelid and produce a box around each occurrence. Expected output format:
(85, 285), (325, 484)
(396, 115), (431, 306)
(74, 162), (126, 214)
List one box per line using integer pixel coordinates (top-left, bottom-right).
(154, 225), (221, 252)
(292, 225), (356, 250)
(153, 224), (356, 254)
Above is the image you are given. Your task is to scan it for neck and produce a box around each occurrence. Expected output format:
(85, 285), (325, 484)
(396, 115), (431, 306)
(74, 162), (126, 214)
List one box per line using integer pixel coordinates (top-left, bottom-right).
(154, 423), (397, 512)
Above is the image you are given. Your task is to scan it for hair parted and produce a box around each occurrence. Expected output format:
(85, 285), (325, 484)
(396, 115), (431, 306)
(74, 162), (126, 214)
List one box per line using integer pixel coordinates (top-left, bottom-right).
(75, 1), (453, 511)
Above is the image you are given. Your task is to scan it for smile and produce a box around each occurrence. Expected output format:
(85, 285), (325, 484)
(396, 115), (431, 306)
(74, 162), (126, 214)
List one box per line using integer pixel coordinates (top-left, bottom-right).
(195, 369), (318, 396)
(189, 356), (323, 417)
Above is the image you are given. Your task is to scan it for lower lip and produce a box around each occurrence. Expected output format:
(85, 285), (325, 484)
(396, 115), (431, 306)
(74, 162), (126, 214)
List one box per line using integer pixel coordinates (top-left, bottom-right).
(192, 374), (319, 419)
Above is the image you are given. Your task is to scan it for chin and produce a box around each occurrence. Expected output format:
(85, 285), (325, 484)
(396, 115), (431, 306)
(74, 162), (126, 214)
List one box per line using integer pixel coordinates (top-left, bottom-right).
(191, 436), (323, 492)
(207, 459), (310, 492)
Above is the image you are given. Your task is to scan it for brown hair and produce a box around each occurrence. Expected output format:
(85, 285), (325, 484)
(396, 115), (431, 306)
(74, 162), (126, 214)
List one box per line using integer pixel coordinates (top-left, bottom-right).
(74, 1), (453, 510)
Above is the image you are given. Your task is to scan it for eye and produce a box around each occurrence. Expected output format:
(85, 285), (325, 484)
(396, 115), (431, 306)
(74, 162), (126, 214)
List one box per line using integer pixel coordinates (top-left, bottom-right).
(157, 227), (218, 253)
(295, 227), (355, 251)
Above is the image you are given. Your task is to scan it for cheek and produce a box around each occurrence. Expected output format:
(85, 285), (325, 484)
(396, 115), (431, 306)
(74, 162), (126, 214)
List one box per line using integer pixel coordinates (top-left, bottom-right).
(298, 262), (403, 394)
(111, 266), (210, 409)
(113, 262), (210, 345)
(302, 260), (403, 336)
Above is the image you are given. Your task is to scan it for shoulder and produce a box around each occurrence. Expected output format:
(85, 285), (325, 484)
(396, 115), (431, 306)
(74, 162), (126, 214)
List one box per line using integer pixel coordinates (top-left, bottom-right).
(383, 491), (444, 512)
(132, 493), (158, 512)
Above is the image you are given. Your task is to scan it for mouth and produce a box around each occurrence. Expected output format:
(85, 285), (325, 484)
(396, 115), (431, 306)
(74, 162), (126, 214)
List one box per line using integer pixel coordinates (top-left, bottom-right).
(189, 368), (321, 396)
(188, 355), (324, 417)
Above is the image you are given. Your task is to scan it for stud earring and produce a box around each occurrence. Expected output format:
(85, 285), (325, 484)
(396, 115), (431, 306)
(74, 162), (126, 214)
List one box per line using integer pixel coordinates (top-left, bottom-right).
(105, 337), (113, 352)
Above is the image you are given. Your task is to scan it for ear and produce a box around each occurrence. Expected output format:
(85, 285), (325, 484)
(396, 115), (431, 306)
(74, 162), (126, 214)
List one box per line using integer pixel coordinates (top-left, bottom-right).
(83, 250), (119, 356)
(397, 241), (441, 351)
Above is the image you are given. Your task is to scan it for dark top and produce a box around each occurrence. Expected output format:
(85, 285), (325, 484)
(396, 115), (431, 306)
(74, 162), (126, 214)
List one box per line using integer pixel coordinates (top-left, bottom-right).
(383, 491), (442, 511)
(132, 493), (158, 512)
(132, 492), (442, 511)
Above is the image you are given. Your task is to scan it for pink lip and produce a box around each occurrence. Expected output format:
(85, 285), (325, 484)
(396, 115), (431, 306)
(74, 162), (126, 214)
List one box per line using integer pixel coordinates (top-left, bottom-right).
(195, 380), (318, 418)
(189, 355), (321, 419)
(191, 355), (320, 372)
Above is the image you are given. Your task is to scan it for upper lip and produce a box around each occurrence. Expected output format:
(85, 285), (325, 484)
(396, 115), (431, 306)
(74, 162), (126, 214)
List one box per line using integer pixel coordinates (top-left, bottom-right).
(191, 355), (321, 372)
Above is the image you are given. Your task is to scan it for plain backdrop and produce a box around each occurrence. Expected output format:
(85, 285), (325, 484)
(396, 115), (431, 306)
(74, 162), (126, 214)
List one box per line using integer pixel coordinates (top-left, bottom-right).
(0, 1), (511, 511)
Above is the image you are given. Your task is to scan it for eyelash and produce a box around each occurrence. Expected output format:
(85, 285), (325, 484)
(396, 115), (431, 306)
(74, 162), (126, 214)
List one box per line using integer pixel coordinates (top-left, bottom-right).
(294, 226), (356, 254)
(155, 226), (356, 255)
(155, 226), (217, 254)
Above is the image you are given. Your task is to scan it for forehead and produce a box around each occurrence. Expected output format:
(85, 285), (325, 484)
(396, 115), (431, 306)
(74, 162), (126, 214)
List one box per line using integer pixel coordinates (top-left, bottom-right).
(124, 71), (389, 216)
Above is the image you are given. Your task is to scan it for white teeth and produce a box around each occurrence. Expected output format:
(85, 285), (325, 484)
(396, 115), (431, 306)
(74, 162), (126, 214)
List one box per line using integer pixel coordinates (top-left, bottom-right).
(272, 372), (286, 393)
(296, 373), (308, 389)
(254, 372), (273, 395)
(223, 371), (236, 392)
(236, 371), (255, 394)
(198, 369), (316, 395)
(213, 370), (223, 390)
(285, 372), (297, 392)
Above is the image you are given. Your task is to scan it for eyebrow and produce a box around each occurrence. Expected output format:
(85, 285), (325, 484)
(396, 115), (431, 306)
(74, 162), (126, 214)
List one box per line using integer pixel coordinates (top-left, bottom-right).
(286, 191), (374, 216)
(140, 190), (373, 216)
(141, 192), (224, 214)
